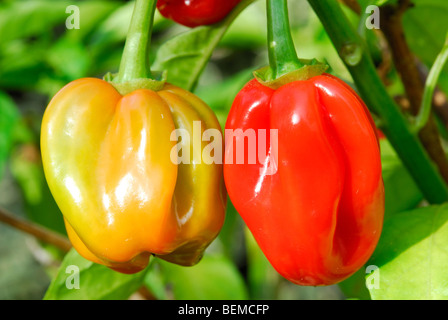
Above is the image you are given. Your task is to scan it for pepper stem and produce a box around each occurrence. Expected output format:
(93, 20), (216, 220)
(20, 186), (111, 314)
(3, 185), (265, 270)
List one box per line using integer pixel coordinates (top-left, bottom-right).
(267, 0), (303, 79)
(114, 0), (157, 83)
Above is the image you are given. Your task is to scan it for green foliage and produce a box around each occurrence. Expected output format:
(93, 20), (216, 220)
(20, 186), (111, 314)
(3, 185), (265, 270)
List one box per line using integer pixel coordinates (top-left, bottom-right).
(380, 140), (424, 217)
(0, 0), (447, 301)
(245, 229), (281, 300)
(0, 92), (20, 178)
(44, 249), (147, 300)
(153, 0), (257, 91)
(10, 146), (66, 235)
(402, 0), (448, 94)
(44, 249), (248, 300)
(148, 255), (249, 300)
(368, 204), (448, 299)
(0, 1), (70, 43)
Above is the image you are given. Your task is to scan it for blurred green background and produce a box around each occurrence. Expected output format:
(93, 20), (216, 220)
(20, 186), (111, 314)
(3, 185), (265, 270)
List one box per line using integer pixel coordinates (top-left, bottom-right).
(0, 0), (445, 300)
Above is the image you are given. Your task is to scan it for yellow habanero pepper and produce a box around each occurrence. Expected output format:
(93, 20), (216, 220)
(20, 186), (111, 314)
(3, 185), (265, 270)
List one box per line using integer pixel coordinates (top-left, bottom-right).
(41, 78), (226, 274)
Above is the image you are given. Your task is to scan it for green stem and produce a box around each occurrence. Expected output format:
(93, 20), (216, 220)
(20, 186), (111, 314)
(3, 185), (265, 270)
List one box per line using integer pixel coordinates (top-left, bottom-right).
(307, 0), (448, 204)
(267, 0), (303, 79)
(357, 0), (374, 40)
(114, 0), (157, 83)
(413, 33), (448, 133)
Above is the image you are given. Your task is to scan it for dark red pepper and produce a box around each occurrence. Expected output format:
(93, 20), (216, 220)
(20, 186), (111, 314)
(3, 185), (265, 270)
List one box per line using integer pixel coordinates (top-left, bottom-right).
(157, 0), (241, 28)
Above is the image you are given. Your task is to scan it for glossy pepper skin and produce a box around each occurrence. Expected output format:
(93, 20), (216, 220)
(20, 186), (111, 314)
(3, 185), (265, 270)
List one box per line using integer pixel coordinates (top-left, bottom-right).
(41, 78), (226, 274)
(224, 74), (384, 286)
(157, 0), (241, 28)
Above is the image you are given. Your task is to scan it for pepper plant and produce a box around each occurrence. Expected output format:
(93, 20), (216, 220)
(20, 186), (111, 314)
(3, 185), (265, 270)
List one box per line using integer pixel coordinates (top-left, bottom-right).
(0, 0), (447, 301)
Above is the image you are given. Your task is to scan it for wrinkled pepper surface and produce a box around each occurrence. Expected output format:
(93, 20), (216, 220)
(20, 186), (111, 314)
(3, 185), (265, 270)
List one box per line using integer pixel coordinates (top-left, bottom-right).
(41, 78), (226, 274)
(224, 74), (384, 286)
(157, 0), (241, 28)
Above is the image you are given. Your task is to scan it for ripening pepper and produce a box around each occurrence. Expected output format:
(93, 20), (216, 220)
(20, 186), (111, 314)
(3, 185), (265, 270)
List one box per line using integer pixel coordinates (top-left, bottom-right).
(224, 74), (384, 286)
(41, 78), (226, 274)
(157, 0), (241, 28)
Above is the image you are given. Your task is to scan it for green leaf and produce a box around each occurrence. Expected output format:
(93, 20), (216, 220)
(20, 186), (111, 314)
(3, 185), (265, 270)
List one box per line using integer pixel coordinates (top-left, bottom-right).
(152, 0), (257, 91)
(0, 1), (119, 43)
(402, 0), (448, 94)
(380, 139), (423, 216)
(368, 204), (448, 299)
(46, 38), (90, 81)
(195, 68), (253, 128)
(220, 1), (266, 49)
(215, 199), (247, 263)
(356, 0), (398, 8)
(156, 254), (249, 300)
(0, 39), (52, 90)
(245, 229), (280, 300)
(44, 2), (121, 81)
(0, 1), (69, 43)
(89, 1), (168, 49)
(0, 1), (120, 91)
(0, 92), (20, 178)
(338, 267), (372, 300)
(143, 262), (167, 300)
(44, 249), (147, 300)
(63, 1), (121, 42)
(10, 145), (66, 235)
(403, 0), (448, 64)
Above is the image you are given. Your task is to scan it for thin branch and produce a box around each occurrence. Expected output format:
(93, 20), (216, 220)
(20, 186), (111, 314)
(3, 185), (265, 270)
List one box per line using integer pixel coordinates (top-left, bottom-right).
(0, 207), (159, 300)
(307, 0), (448, 203)
(0, 207), (72, 252)
(380, 0), (448, 184)
(340, 0), (393, 86)
(137, 286), (158, 300)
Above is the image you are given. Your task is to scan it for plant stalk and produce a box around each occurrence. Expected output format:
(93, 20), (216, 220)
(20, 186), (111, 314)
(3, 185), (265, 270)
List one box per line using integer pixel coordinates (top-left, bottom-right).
(266, 0), (303, 79)
(307, 0), (448, 204)
(114, 0), (157, 83)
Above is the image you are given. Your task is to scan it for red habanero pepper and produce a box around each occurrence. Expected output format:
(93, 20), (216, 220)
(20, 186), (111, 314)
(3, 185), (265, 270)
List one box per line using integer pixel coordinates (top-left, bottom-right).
(224, 74), (384, 286)
(157, 0), (241, 28)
